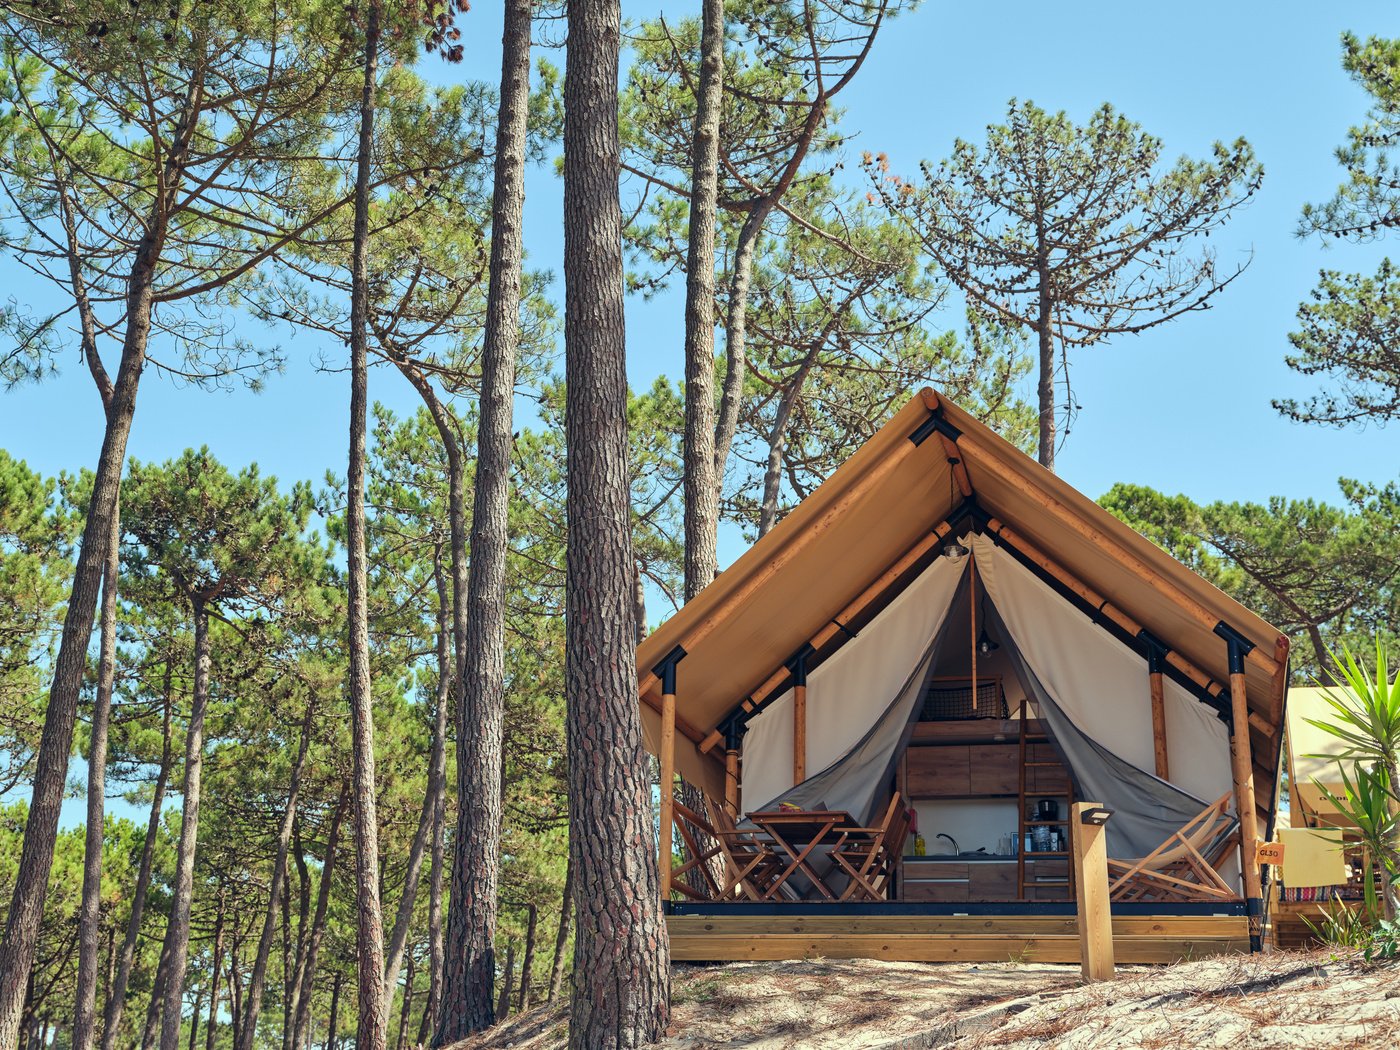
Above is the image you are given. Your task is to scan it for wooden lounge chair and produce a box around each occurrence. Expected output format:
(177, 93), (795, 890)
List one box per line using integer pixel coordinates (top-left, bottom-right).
(828, 793), (911, 902)
(669, 799), (725, 901)
(1107, 793), (1240, 902)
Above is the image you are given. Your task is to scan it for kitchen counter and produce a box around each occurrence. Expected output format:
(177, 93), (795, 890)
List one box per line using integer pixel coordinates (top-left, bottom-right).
(906, 854), (1019, 863)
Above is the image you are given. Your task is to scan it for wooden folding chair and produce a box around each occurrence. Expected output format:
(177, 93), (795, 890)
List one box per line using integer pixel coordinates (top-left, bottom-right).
(709, 805), (785, 901)
(828, 793), (911, 902)
(1106, 793), (1241, 902)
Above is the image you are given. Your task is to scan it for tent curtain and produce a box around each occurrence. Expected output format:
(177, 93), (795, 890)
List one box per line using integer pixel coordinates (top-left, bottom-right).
(741, 552), (968, 820)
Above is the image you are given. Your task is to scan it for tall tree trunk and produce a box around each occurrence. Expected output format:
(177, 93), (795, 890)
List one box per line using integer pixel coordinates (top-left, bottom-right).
(142, 934), (173, 1050)
(205, 895), (225, 1050)
(516, 904), (537, 1013)
(437, 1), (532, 1041)
(291, 787), (348, 1050)
(392, 952), (414, 1050)
(1035, 260), (1055, 471)
(284, 819), (311, 1050)
(381, 766), (434, 1016)
(159, 599), (213, 1050)
(347, 8), (388, 1050)
(74, 516), (120, 1050)
(546, 847), (573, 1003)
(186, 987), (203, 1050)
(227, 934), (243, 1050)
(562, 2), (672, 1046)
(494, 944), (514, 1023)
(237, 707), (315, 1050)
(681, 0), (725, 602)
(0, 83), (201, 1042)
(326, 971), (341, 1050)
(103, 688), (174, 1050)
(757, 348), (824, 537)
(418, 556), (451, 1050)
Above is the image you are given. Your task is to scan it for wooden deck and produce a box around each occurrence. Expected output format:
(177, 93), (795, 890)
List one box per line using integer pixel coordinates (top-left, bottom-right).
(667, 909), (1250, 964)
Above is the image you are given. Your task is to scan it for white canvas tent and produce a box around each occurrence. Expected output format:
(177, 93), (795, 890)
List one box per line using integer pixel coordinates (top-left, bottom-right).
(636, 387), (1289, 912)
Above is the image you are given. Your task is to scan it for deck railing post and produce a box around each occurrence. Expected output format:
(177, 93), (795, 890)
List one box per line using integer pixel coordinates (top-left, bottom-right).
(653, 645), (687, 907)
(1071, 802), (1115, 983)
(1215, 621), (1264, 952)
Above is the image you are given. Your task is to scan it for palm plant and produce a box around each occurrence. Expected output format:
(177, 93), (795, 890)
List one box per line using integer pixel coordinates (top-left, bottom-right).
(1307, 639), (1400, 921)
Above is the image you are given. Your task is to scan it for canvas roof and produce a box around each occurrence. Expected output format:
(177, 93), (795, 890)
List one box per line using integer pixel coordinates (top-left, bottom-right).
(636, 388), (1290, 807)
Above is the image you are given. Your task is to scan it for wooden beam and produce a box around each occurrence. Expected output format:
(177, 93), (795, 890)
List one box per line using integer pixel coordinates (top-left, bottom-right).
(793, 683), (807, 784)
(640, 687), (706, 745)
(1149, 671), (1170, 781)
(698, 522), (953, 754)
(1072, 802), (1115, 983)
(724, 748), (740, 818)
(1229, 667), (1263, 950)
(925, 388), (1279, 681)
(639, 421), (940, 699)
(939, 433), (972, 497)
(659, 688), (676, 902)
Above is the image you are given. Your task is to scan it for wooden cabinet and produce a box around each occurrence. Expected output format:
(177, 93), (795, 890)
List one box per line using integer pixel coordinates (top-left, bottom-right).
(906, 745), (969, 796)
(1027, 743), (1071, 794)
(902, 861), (968, 902)
(970, 745), (1019, 795)
(1023, 858), (1070, 901)
(968, 862), (1017, 899)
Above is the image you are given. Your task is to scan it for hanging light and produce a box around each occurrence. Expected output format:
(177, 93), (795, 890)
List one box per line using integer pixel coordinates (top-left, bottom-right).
(977, 627), (999, 654)
(942, 540), (969, 561)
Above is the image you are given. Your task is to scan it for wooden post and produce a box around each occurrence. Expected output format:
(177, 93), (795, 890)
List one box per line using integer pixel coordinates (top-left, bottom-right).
(723, 720), (743, 818)
(1071, 802), (1114, 983)
(1144, 635), (1170, 781)
(969, 549), (978, 711)
(787, 645), (813, 785)
(653, 646), (686, 905)
(1216, 623), (1264, 951)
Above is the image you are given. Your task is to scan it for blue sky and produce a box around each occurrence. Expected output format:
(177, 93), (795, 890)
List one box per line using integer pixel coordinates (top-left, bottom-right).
(3, 2), (1399, 823)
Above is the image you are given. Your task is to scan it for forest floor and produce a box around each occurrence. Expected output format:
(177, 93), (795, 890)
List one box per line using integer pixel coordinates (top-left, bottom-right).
(448, 949), (1400, 1049)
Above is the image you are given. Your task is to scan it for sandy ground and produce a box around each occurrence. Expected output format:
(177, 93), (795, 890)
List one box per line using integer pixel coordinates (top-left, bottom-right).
(447, 951), (1400, 1049)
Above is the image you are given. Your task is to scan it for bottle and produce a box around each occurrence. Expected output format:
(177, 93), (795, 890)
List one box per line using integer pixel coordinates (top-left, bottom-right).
(913, 832), (926, 856)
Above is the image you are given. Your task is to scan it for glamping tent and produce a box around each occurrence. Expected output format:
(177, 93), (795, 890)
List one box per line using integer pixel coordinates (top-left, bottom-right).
(636, 388), (1290, 962)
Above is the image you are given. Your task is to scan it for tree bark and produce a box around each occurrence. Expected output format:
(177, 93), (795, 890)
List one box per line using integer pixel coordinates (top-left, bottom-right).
(326, 971), (342, 1050)
(516, 904), (537, 1013)
(418, 556), (451, 1049)
(347, 7), (389, 1050)
(290, 786), (347, 1050)
(392, 952), (414, 1050)
(205, 894), (225, 1050)
(1036, 258), (1055, 471)
(142, 931), (173, 1050)
(237, 707), (315, 1050)
(682, 0), (725, 601)
(74, 522), (120, 1050)
(381, 760), (434, 1017)
(563, 2), (672, 1045)
(756, 349), (822, 537)
(546, 855), (572, 1004)
(0, 83), (202, 1044)
(437, 1), (532, 1041)
(186, 986), (202, 1050)
(104, 688), (174, 1050)
(494, 944), (514, 1023)
(159, 599), (213, 1050)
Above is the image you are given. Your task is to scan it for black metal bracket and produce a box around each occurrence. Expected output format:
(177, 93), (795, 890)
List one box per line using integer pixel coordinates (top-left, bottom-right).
(1214, 620), (1256, 676)
(909, 407), (962, 446)
(723, 716), (747, 752)
(1139, 630), (1171, 675)
(651, 644), (687, 696)
(785, 643), (816, 687)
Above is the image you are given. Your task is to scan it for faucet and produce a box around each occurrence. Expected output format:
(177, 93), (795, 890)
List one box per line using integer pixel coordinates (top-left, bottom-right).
(936, 833), (960, 856)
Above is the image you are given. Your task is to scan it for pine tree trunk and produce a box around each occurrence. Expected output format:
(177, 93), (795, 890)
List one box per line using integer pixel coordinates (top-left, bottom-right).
(326, 971), (341, 1050)
(494, 944), (514, 1023)
(186, 987), (202, 1050)
(713, 203), (767, 495)
(436, 1), (532, 1041)
(290, 786), (347, 1050)
(159, 599), (213, 1050)
(546, 856), (573, 1004)
(103, 688), (173, 1050)
(346, 7), (388, 1049)
(517, 904), (537, 1013)
(237, 709), (314, 1050)
(392, 953), (414, 1050)
(1036, 259), (1055, 471)
(74, 516), (119, 1050)
(681, 0), (725, 602)
(562, 2), (672, 1045)
(142, 932), (173, 1050)
(381, 765), (434, 1017)
(0, 81), (201, 1041)
(419, 556), (451, 1049)
(205, 896), (225, 1050)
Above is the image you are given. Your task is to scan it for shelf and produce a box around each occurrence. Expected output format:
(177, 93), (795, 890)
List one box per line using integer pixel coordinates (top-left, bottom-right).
(1024, 851), (1068, 857)
(1024, 820), (1068, 826)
